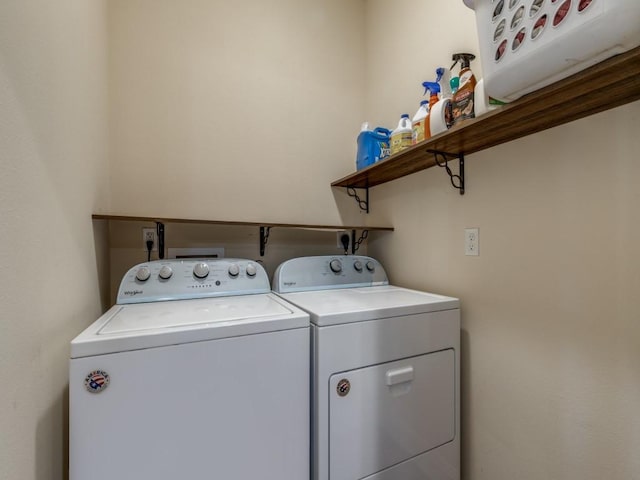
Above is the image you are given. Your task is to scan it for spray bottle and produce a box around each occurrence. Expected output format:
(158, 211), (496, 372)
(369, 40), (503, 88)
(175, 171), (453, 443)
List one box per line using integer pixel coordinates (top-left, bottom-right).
(451, 53), (477, 126)
(434, 67), (454, 132)
(421, 82), (441, 140)
(436, 67), (453, 101)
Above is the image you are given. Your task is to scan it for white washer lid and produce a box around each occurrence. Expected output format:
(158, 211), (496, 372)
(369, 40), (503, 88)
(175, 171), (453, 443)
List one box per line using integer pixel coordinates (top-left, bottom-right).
(277, 285), (459, 326)
(71, 293), (309, 358)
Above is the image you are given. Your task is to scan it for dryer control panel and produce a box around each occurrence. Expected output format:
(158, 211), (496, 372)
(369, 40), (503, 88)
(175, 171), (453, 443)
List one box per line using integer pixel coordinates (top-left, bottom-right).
(117, 259), (270, 304)
(272, 255), (389, 293)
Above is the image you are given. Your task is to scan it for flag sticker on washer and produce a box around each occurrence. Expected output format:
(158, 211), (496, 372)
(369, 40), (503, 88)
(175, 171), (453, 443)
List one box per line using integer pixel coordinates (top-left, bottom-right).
(84, 370), (110, 394)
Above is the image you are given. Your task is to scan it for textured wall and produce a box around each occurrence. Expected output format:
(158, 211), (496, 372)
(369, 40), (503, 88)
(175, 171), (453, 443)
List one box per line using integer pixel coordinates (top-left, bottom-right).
(106, 0), (367, 226)
(0, 1), (110, 478)
(364, 1), (640, 479)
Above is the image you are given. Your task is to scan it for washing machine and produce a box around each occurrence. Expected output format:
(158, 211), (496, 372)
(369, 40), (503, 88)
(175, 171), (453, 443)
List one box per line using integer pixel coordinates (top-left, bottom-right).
(273, 255), (460, 480)
(70, 259), (310, 480)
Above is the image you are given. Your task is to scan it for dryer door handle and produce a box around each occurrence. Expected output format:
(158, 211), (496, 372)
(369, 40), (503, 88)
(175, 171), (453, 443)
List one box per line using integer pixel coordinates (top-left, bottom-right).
(385, 366), (414, 386)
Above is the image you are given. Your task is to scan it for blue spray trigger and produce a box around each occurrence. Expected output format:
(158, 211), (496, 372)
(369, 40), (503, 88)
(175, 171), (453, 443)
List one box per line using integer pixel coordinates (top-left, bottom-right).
(422, 81), (441, 96)
(435, 67), (445, 83)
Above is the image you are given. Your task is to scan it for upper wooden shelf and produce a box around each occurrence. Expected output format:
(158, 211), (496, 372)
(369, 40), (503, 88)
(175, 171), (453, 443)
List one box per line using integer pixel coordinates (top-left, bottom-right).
(92, 214), (394, 232)
(332, 46), (640, 189)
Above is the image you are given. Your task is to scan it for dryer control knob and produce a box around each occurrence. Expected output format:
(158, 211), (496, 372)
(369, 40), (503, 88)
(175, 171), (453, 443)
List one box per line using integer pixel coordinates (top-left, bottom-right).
(158, 265), (173, 280)
(246, 263), (257, 277)
(228, 263), (240, 277)
(366, 261), (375, 273)
(330, 259), (343, 273)
(353, 260), (363, 272)
(193, 262), (210, 279)
(135, 266), (151, 282)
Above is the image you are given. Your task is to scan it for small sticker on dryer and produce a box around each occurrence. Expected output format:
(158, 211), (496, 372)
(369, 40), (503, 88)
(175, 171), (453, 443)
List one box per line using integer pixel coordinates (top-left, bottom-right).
(336, 379), (351, 397)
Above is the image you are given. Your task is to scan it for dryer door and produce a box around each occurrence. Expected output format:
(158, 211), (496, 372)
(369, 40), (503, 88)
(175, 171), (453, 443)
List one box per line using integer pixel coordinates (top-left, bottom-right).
(329, 349), (455, 480)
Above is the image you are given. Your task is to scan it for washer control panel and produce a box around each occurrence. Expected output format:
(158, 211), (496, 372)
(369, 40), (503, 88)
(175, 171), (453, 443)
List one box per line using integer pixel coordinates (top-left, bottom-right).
(272, 255), (389, 293)
(117, 259), (269, 304)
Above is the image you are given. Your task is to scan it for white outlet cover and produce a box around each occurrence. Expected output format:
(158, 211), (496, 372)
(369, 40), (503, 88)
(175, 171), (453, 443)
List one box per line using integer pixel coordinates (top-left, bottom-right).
(465, 228), (479, 256)
(142, 228), (157, 251)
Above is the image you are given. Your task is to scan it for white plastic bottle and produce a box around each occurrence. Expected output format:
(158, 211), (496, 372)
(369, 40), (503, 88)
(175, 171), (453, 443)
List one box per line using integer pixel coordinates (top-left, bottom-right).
(390, 114), (412, 155)
(411, 101), (429, 145)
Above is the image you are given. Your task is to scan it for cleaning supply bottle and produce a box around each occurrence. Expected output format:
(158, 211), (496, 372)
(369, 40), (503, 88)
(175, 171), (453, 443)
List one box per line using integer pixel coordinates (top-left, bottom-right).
(421, 82), (441, 140)
(451, 53), (477, 126)
(356, 123), (391, 170)
(411, 101), (429, 145)
(390, 114), (412, 155)
(435, 67), (455, 130)
(436, 67), (453, 101)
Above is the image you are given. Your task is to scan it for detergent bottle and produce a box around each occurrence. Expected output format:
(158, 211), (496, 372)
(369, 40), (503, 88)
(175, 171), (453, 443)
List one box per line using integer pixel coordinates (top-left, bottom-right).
(356, 123), (391, 170)
(411, 101), (429, 145)
(390, 114), (412, 155)
(421, 82), (441, 140)
(451, 53), (477, 126)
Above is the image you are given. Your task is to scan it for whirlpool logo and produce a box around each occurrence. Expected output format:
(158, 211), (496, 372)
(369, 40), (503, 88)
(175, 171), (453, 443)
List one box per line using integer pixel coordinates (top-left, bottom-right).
(283, 281), (297, 286)
(123, 289), (143, 296)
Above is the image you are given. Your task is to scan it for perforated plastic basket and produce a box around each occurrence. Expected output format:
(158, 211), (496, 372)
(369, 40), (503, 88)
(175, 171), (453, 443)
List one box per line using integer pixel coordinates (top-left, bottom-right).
(464, 0), (640, 101)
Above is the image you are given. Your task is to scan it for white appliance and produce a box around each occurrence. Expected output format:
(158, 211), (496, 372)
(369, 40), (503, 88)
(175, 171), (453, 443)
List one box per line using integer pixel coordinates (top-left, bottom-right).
(70, 259), (310, 480)
(273, 255), (460, 480)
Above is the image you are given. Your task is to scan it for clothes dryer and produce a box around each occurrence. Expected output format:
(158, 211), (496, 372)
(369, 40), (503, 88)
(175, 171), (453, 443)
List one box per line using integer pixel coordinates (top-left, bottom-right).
(273, 255), (460, 480)
(70, 259), (309, 480)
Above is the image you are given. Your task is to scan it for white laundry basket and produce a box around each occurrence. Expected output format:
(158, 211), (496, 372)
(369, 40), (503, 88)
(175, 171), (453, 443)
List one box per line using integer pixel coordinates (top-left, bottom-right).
(464, 0), (640, 101)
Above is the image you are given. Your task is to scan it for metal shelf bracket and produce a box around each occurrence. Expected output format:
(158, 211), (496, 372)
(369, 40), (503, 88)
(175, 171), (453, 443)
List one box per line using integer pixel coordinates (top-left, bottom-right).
(427, 150), (465, 195)
(259, 226), (271, 257)
(156, 222), (165, 259)
(347, 186), (369, 213)
(351, 229), (369, 254)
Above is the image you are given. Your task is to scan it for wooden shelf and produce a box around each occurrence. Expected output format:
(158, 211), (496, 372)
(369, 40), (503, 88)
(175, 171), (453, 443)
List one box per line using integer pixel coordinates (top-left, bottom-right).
(332, 46), (640, 190)
(92, 214), (394, 232)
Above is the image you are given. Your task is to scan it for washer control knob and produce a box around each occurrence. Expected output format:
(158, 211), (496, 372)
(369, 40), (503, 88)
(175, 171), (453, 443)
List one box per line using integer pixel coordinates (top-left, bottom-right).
(246, 263), (257, 277)
(158, 265), (173, 280)
(135, 266), (151, 282)
(329, 259), (343, 273)
(228, 263), (240, 277)
(353, 260), (363, 272)
(366, 261), (375, 273)
(193, 262), (210, 279)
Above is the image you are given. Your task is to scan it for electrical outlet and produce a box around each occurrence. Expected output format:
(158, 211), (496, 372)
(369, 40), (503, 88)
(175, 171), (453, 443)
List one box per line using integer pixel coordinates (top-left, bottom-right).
(336, 231), (350, 251)
(465, 228), (479, 256)
(142, 228), (157, 251)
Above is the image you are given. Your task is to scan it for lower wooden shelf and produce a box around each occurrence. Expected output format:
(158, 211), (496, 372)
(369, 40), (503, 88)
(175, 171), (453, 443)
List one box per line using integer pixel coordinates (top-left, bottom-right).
(92, 214), (394, 232)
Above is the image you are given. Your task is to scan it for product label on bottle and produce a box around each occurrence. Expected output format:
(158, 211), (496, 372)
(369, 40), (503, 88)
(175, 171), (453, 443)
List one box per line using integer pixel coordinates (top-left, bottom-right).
(391, 132), (412, 155)
(378, 141), (391, 161)
(459, 71), (473, 89)
(452, 88), (475, 125)
(412, 121), (425, 144)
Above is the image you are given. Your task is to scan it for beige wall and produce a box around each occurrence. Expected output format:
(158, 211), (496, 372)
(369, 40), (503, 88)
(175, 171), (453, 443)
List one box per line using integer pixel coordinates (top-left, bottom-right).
(3, 0), (638, 478)
(365, 1), (640, 479)
(104, 0), (373, 306)
(106, 0), (367, 226)
(0, 1), (110, 479)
